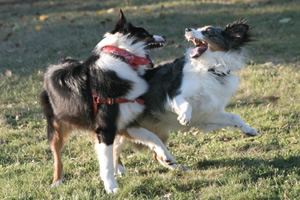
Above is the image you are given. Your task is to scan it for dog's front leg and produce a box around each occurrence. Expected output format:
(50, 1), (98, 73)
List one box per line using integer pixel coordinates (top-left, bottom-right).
(168, 95), (192, 126)
(94, 137), (118, 194)
(201, 112), (258, 136)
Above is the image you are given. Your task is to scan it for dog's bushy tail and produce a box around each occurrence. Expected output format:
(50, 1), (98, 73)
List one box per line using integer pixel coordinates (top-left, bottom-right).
(40, 90), (55, 144)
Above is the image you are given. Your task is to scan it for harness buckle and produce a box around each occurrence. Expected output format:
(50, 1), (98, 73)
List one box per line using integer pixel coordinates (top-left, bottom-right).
(107, 98), (115, 104)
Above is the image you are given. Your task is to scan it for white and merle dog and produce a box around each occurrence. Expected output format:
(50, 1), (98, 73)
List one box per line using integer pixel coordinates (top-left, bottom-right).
(40, 10), (175, 193)
(115, 19), (259, 174)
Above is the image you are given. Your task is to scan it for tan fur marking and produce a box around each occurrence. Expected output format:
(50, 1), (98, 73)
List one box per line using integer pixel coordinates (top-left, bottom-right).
(117, 129), (134, 140)
(50, 121), (71, 183)
(206, 39), (226, 52)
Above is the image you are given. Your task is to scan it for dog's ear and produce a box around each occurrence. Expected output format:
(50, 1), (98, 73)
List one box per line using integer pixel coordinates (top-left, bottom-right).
(110, 9), (128, 34)
(117, 9), (127, 28)
(225, 19), (249, 39)
(224, 19), (252, 48)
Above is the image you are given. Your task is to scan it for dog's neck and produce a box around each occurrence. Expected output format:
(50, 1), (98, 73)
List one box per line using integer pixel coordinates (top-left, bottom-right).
(94, 33), (147, 58)
(101, 45), (150, 70)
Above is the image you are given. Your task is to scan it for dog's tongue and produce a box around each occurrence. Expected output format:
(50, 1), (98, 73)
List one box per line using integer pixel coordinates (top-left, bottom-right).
(191, 46), (208, 58)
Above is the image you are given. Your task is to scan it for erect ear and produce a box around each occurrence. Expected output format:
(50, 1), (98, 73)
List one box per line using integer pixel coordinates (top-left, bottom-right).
(118, 9), (127, 25)
(225, 19), (249, 38)
(116, 9), (128, 29)
(110, 9), (128, 33)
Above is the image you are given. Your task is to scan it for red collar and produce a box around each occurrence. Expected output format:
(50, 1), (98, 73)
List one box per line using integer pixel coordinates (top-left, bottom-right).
(101, 45), (150, 70)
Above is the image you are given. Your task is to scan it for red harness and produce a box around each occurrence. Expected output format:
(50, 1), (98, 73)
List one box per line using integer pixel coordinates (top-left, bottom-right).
(90, 46), (148, 117)
(101, 45), (150, 70)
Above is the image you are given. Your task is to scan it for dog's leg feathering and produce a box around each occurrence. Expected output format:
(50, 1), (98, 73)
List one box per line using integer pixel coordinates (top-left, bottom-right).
(202, 112), (259, 136)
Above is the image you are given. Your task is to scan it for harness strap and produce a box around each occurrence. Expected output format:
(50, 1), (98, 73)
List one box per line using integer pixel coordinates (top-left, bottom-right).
(91, 93), (144, 118)
(90, 45), (148, 118)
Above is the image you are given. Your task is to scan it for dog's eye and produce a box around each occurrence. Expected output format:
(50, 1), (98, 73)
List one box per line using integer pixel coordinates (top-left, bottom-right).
(203, 29), (213, 35)
(202, 30), (209, 34)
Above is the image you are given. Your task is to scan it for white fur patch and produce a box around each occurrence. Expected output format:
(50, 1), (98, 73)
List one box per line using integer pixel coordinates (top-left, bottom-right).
(117, 102), (145, 130)
(94, 143), (118, 194)
(51, 179), (63, 188)
(160, 48), (257, 136)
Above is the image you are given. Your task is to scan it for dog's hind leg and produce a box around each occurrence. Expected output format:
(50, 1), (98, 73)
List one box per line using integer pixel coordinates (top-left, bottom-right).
(41, 90), (72, 187)
(113, 135), (127, 177)
(201, 112), (259, 136)
(126, 127), (178, 170)
(49, 121), (71, 187)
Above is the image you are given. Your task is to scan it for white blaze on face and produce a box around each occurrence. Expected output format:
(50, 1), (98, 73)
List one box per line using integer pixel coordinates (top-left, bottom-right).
(185, 28), (204, 41)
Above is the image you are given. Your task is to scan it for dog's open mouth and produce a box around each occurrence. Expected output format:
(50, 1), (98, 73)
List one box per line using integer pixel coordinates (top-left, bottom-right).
(147, 41), (166, 49)
(145, 38), (166, 68)
(189, 38), (208, 58)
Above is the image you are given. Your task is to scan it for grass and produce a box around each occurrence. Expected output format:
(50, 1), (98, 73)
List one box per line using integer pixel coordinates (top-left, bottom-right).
(0, 0), (299, 199)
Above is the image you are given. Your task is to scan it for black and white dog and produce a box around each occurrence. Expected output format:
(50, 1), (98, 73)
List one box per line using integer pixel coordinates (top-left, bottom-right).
(40, 10), (175, 193)
(115, 19), (259, 174)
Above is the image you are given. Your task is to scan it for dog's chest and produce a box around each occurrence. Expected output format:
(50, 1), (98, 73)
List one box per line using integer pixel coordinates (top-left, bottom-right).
(96, 56), (148, 99)
(180, 72), (239, 114)
(95, 56), (148, 130)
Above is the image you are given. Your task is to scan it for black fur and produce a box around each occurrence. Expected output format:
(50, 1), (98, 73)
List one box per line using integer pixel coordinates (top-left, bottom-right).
(40, 90), (55, 143)
(223, 19), (252, 50)
(199, 19), (251, 51)
(141, 56), (186, 113)
(41, 54), (133, 145)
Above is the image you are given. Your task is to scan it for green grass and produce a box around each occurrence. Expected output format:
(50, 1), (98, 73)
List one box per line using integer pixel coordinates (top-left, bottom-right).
(1, 0), (299, 199)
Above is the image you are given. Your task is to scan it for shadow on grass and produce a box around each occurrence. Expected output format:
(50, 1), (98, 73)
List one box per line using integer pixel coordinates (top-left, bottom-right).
(128, 175), (222, 197)
(197, 155), (300, 180)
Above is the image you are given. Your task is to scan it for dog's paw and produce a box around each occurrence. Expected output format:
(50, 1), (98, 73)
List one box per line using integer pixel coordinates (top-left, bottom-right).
(154, 152), (189, 171)
(242, 126), (259, 136)
(106, 187), (119, 194)
(177, 111), (191, 126)
(156, 158), (188, 171)
(51, 179), (63, 188)
(157, 158), (178, 170)
(103, 180), (119, 194)
(153, 152), (178, 169)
